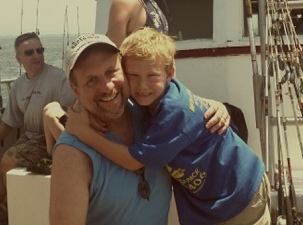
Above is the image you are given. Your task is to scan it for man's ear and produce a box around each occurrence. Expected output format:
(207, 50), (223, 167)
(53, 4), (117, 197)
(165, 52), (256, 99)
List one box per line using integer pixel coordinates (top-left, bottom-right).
(70, 83), (79, 98)
(15, 54), (22, 65)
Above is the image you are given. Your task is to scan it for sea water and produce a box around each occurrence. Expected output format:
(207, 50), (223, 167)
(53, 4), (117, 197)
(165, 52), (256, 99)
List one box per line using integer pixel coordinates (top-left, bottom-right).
(0, 34), (78, 105)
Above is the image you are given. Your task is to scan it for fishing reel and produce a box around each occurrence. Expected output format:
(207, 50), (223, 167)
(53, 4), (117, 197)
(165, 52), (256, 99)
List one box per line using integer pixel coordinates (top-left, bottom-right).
(292, 208), (303, 225)
(276, 214), (303, 225)
(275, 207), (303, 225)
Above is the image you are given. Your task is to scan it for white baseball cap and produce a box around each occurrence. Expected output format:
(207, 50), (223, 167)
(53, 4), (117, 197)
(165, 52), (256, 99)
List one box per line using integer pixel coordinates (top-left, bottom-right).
(64, 33), (119, 79)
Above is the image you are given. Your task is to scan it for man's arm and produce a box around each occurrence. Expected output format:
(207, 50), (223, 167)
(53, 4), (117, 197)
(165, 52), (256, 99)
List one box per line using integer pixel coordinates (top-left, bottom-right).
(201, 98), (231, 135)
(50, 144), (92, 225)
(0, 121), (13, 142)
(107, 0), (134, 47)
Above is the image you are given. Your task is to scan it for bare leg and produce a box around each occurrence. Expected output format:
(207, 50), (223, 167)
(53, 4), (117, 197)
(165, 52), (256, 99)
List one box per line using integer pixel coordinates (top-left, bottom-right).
(0, 152), (19, 224)
(43, 102), (66, 156)
(0, 153), (19, 201)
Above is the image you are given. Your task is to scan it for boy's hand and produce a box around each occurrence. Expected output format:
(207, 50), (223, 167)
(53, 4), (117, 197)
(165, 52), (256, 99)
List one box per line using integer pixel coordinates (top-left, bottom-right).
(203, 98), (230, 135)
(66, 101), (108, 137)
(65, 102), (89, 137)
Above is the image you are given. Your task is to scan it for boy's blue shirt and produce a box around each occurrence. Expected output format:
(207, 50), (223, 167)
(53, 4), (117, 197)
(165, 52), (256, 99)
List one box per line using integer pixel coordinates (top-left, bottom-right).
(129, 78), (265, 225)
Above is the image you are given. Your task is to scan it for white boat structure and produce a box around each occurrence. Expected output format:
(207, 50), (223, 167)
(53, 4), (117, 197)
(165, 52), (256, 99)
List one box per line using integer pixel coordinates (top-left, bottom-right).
(1, 0), (303, 224)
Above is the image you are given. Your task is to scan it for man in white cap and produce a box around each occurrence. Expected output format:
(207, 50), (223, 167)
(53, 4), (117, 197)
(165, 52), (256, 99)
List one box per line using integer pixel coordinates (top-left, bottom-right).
(49, 33), (172, 225)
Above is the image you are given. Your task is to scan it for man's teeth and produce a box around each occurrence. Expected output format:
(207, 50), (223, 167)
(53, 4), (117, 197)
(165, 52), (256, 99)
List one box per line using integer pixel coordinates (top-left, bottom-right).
(100, 90), (117, 102)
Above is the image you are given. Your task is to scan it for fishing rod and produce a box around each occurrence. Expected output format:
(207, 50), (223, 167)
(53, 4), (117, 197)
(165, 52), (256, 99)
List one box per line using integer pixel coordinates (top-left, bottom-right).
(0, 31), (2, 117)
(274, 5), (299, 214)
(283, 1), (303, 73)
(246, 0), (303, 223)
(280, 0), (303, 120)
(36, 0), (40, 35)
(20, 0), (23, 35)
(0, 71), (2, 117)
(19, 0), (24, 77)
(267, 14), (293, 223)
(268, 1), (303, 223)
(0, 33), (3, 147)
(263, 0), (272, 179)
(77, 6), (80, 37)
(271, 28), (293, 225)
(244, 0), (267, 168)
(279, 0), (303, 160)
(258, 0), (273, 183)
(276, 3), (303, 223)
(62, 5), (70, 69)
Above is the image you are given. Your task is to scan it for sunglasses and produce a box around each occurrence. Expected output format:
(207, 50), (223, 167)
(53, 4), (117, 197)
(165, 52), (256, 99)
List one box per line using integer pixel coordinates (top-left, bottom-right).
(135, 168), (151, 200)
(24, 47), (45, 56)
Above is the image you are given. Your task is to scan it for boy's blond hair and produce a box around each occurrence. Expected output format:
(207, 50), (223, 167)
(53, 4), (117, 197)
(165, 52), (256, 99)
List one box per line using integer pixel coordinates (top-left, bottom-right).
(120, 27), (176, 71)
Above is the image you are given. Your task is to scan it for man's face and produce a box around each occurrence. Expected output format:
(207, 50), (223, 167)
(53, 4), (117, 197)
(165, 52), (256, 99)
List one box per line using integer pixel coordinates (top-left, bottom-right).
(71, 49), (129, 121)
(15, 38), (44, 76)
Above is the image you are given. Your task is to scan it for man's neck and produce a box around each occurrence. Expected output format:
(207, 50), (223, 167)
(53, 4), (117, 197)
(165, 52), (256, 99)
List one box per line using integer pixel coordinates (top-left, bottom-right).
(105, 107), (134, 145)
(26, 64), (44, 79)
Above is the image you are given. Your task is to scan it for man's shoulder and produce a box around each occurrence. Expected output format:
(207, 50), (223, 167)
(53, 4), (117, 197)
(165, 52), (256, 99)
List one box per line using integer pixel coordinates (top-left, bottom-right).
(113, 0), (137, 5)
(44, 64), (65, 77)
(53, 141), (92, 179)
(10, 74), (27, 88)
(56, 131), (99, 159)
(112, 0), (139, 12)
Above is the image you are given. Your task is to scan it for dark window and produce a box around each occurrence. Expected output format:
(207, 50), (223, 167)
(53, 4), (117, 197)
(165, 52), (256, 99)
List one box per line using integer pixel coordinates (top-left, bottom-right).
(292, 9), (303, 34)
(155, 0), (213, 40)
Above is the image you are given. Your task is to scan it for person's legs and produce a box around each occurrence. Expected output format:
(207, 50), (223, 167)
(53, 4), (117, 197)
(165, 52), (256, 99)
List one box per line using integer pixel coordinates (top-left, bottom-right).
(43, 102), (66, 156)
(0, 153), (19, 224)
(0, 134), (28, 225)
(0, 153), (19, 202)
(0, 134), (28, 201)
(0, 196), (8, 225)
(217, 174), (271, 225)
(0, 133), (50, 224)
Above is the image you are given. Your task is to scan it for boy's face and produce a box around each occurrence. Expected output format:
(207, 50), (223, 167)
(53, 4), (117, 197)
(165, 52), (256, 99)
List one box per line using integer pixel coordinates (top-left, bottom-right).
(124, 57), (174, 112)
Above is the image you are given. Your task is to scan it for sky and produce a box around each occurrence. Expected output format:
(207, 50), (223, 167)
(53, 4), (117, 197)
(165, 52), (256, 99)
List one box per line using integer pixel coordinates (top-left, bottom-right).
(0, 0), (96, 36)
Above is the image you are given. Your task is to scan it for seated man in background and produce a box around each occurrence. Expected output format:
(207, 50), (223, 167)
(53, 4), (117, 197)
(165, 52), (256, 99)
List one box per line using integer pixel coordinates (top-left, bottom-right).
(0, 32), (75, 225)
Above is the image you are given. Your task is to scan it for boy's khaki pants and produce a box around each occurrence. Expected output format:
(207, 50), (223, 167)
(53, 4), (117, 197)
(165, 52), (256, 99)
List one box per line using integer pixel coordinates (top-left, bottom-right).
(217, 174), (271, 225)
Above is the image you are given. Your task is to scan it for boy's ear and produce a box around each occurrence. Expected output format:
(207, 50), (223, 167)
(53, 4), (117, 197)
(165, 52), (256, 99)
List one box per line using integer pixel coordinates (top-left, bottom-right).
(166, 65), (175, 81)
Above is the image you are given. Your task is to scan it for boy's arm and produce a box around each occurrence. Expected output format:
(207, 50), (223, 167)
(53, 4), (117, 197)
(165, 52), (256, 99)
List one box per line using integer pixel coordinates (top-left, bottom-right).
(75, 126), (143, 171)
(65, 104), (143, 171)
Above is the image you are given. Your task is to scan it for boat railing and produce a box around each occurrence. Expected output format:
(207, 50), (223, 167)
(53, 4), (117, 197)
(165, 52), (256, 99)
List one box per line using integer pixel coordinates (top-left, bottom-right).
(0, 77), (16, 115)
(0, 77), (22, 158)
(1, 77), (16, 94)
